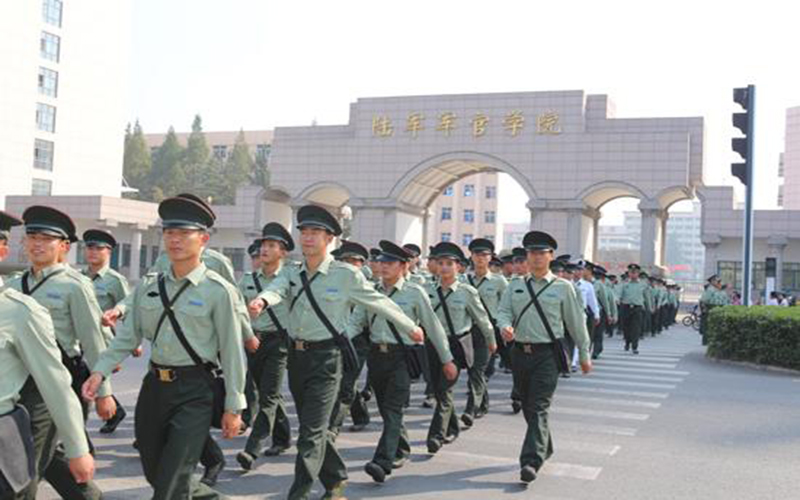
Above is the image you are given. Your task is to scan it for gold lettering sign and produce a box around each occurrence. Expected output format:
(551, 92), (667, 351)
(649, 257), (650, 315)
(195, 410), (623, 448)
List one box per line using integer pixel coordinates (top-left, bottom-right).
(471, 113), (489, 138)
(405, 112), (424, 138)
(503, 110), (525, 137)
(436, 112), (457, 136)
(536, 111), (562, 135)
(372, 115), (393, 137)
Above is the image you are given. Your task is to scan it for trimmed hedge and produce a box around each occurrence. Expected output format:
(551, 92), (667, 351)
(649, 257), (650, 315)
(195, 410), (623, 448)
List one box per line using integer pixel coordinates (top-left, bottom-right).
(706, 306), (800, 371)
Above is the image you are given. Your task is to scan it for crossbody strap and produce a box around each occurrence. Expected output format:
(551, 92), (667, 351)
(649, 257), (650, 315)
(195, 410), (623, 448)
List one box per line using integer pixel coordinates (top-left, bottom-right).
(523, 278), (559, 343)
(436, 286), (458, 338)
(468, 274), (496, 325)
(370, 288), (398, 327)
(290, 271), (321, 311)
(21, 269), (65, 296)
(253, 273), (287, 335)
(155, 274), (207, 367)
(513, 278), (555, 329)
(299, 270), (344, 341)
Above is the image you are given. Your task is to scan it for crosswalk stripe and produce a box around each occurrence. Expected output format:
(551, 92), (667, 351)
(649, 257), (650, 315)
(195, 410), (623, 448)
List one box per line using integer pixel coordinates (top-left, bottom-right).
(566, 378), (677, 390)
(600, 354), (681, 363)
(428, 449), (603, 481)
(589, 372), (685, 383)
(555, 393), (662, 409)
(557, 385), (671, 399)
(593, 365), (690, 376)
(592, 359), (678, 369)
(552, 405), (650, 421)
(553, 421), (639, 436)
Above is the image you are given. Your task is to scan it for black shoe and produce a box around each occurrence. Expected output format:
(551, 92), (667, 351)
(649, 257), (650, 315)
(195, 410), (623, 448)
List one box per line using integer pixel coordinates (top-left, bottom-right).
(511, 400), (522, 414)
(200, 460), (224, 487)
(560, 372), (571, 379)
(591, 354), (599, 360)
(443, 433), (458, 444)
(624, 343), (630, 351)
(520, 465), (537, 483)
(263, 444), (289, 457)
(350, 423), (368, 432)
(392, 456), (408, 469)
(321, 481), (347, 499)
(427, 439), (442, 454)
(633, 349), (639, 355)
(100, 406), (126, 434)
(460, 413), (474, 428)
(364, 461), (386, 483)
(422, 397), (435, 409)
(361, 388), (372, 402)
(236, 451), (255, 471)
(475, 409), (488, 419)
(571, 365), (578, 373)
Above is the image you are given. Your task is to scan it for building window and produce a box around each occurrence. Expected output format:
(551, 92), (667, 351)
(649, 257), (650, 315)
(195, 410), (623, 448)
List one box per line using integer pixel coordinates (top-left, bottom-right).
(463, 209), (474, 223)
(484, 210), (496, 223)
(224, 247), (245, 273)
(38, 67), (58, 97)
(463, 184), (475, 197)
(441, 207), (452, 221)
(31, 178), (52, 196)
(718, 261), (766, 292)
(441, 232), (451, 242)
(462, 234), (473, 246)
(36, 103), (56, 132)
(485, 186), (497, 199)
(121, 244), (131, 268)
(40, 32), (60, 62)
(783, 263), (800, 291)
(256, 143), (271, 162)
(42, 0), (63, 27)
(34, 139), (54, 171)
(213, 145), (228, 160)
(139, 246), (149, 275)
(151, 246), (160, 266)
(443, 186), (453, 196)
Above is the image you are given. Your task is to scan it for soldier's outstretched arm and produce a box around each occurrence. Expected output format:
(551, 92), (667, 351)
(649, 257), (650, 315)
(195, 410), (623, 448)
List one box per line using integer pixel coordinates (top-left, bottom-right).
(347, 270), (417, 335)
(69, 280), (113, 398)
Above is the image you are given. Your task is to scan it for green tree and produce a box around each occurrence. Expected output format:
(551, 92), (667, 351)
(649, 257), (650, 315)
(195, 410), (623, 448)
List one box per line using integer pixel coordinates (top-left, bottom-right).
(184, 115), (212, 198)
(148, 127), (186, 201)
(122, 120), (152, 200)
(219, 130), (254, 204)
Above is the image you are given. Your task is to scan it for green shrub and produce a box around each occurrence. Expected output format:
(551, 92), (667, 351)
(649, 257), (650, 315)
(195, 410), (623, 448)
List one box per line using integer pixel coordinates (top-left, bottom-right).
(706, 306), (800, 370)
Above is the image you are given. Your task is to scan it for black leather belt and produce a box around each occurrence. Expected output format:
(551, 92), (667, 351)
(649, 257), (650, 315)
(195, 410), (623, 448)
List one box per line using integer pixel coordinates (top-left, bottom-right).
(149, 363), (207, 383)
(289, 338), (337, 351)
(514, 342), (551, 354)
(370, 342), (404, 353)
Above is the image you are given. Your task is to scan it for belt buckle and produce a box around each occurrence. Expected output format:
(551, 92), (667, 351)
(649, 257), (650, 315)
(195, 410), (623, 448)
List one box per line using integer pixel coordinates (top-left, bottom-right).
(294, 340), (306, 351)
(523, 344), (533, 354)
(379, 344), (389, 353)
(157, 368), (176, 382)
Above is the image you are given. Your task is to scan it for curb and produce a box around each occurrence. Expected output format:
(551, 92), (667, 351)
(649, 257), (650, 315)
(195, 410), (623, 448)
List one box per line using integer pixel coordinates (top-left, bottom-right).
(705, 356), (800, 376)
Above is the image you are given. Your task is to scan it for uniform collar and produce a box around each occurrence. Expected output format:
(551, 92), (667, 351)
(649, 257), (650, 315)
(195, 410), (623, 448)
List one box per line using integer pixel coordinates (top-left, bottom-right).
(381, 276), (406, 293)
(530, 271), (555, 284)
(302, 253), (334, 276)
(258, 261), (283, 279)
(439, 277), (461, 291)
(30, 262), (65, 281)
(168, 262), (207, 286)
(87, 264), (110, 279)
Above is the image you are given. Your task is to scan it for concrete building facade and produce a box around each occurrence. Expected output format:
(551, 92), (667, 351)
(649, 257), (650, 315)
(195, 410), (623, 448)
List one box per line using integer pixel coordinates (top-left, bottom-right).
(427, 172), (500, 249)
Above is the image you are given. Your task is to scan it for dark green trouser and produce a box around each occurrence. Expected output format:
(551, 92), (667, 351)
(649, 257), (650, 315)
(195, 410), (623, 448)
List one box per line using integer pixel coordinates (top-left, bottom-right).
(135, 371), (223, 500)
(13, 378), (59, 500)
(623, 306), (643, 350)
(244, 331), (291, 455)
(329, 333), (370, 436)
(426, 343), (460, 445)
(511, 344), (558, 470)
(464, 329), (490, 417)
(288, 346), (348, 500)
(367, 348), (411, 473)
(243, 352), (258, 428)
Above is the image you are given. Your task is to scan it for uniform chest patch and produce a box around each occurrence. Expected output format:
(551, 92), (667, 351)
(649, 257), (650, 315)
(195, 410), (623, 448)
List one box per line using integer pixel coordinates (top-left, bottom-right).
(326, 287), (339, 293)
(189, 300), (204, 307)
(46, 292), (61, 300)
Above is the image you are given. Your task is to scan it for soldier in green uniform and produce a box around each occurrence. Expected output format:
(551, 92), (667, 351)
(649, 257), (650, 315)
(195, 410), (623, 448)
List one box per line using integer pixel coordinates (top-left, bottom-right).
(465, 238), (507, 420)
(247, 205), (423, 500)
(498, 231), (591, 483)
(499, 249), (515, 280)
(699, 275), (727, 344)
(619, 264), (648, 354)
(591, 265), (615, 359)
(0, 211), (23, 289)
(329, 240), (372, 435)
(349, 240), (456, 483)
(81, 229), (132, 434)
(236, 227), (294, 471)
(6, 206), (115, 500)
(424, 242), (496, 452)
(83, 196), (247, 500)
(368, 248), (382, 284)
(403, 243), (428, 286)
(420, 245), (440, 409)
(511, 247), (529, 280)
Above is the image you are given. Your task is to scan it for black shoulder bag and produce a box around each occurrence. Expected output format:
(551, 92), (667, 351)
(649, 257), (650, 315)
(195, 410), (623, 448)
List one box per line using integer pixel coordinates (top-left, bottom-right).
(377, 289), (427, 379)
(0, 405), (35, 496)
(156, 274), (226, 429)
(299, 270), (360, 374)
(436, 287), (474, 369)
(524, 278), (570, 374)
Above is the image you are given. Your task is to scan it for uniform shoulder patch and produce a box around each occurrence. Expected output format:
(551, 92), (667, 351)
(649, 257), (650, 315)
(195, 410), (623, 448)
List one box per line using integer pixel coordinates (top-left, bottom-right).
(3, 288), (48, 314)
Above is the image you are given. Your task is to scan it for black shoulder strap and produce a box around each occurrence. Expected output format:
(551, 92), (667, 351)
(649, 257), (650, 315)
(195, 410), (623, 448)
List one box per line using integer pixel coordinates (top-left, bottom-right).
(433, 287), (452, 312)
(468, 275), (496, 325)
(513, 278), (555, 329)
(299, 270), (344, 340)
(21, 269), (65, 296)
(290, 270), (321, 311)
(253, 273), (287, 334)
(152, 274), (193, 350)
(436, 286), (457, 337)
(523, 278), (559, 343)
(370, 288), (398, 327)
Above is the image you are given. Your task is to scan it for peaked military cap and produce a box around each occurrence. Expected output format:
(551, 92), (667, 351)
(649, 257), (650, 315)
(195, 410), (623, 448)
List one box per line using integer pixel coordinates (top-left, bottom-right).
(431, 241), (465, 262)
(22, 206), (75, 240)
(523, 231), (558, 252)
(608, 274), (618, 280)
(247, 240), (262, 257)
(707, 274), (720, 283)
(592, 265), (607, 277)
(402, 243), (422, 258)
(369, 248), (382, 261)
(258, 222), (294, 251)
(176, 193), (216, 221)
(490, 256), (503, 267)
(627, 263), (642, 271)
(512, 247), (527, 261)
(0, 211), (22, 241)
(550, 259), (566, 272)
(82, 229), (117, 249)
(468, 238), (494, 254)
(296, 205), (341, 236)
(337, 240), (369, 261)
(159, 197), (215, 230)
(564, 262), (581, 273)
(378, 240), (414, 262)
(498, 249), (514, 263)
(556, 254), (571, 262)
(640, 271), (649, 279)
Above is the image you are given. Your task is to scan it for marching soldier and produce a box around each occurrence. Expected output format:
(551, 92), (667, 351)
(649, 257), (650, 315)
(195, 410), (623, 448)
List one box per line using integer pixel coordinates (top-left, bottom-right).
(349, 240), (456, 483)
(403, 243), (427, 286)
(236, 226), (294, 471)
(425, 242), (496, 451)
(0, 210), (22, 288)
(81, 229), (132, 434)
(497, 231), (591, 484)
(247, 205), (423, 500)
(619, 264), (647, 354)
(591, 265), (616, 359)
(83, 196), (247, 499)
(6, 206), (114, 500)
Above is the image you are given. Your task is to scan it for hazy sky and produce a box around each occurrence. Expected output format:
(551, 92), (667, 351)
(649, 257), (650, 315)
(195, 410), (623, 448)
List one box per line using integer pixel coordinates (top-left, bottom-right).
(129, 0), (798, 223)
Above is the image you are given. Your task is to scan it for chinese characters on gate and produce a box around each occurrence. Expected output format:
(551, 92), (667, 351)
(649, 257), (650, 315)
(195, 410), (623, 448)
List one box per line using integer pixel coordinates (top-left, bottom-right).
(372, 110), (562, 138)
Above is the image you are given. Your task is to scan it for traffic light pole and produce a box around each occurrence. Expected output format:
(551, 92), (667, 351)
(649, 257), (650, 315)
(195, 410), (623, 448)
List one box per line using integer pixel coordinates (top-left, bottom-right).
(741, 85), (755, 306)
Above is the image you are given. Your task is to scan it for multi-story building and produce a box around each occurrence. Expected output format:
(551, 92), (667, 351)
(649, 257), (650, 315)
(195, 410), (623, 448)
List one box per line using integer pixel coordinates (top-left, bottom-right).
(780, 106), (800, 209)
(0, 0), (130, 208)
(427, 173), (499, 250)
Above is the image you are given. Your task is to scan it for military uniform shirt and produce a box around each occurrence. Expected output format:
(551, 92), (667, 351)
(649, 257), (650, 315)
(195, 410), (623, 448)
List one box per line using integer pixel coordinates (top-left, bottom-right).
(0, 288), (90, 458)
(424, 279), (496, 348)
(94, 263), (247, 411)
(497, 272), (591, 362)
(84, 265), (130, 312)
(619, 280), (648, 307)
(239, 264), (290, 333)
(467, 271), (508, 322)
(256, 254), (418, 342)
(594, 280), (614, 319)
(347, 277), (453, 364)
(6, 264), (112, 397)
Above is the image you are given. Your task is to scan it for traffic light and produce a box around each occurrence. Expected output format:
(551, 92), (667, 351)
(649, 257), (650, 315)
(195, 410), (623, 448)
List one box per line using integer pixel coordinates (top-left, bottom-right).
(731, 86), (754, 185)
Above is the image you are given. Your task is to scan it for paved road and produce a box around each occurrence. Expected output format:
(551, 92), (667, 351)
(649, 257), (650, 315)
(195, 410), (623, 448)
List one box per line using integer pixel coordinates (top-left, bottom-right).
(40, 324), (800, 499)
